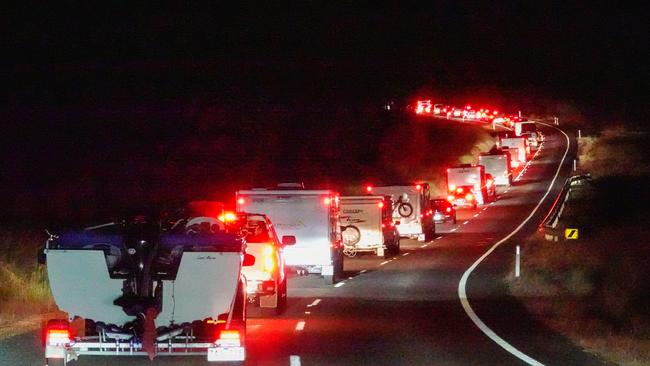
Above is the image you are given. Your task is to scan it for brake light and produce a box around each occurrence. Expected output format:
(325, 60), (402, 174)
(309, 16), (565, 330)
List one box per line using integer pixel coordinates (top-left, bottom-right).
(216, 329), (241, 346)
(323, 197), (331, 205)
(46, 328), (70, 346)
(237, 197), (245, 205)
(447, 195), (455, 202)
(466, 193), (474, 201)
(448, 183), (455, 191)
(263, 245), (276, 273)
(366, 185), (373, 193)
(218, 211), (237, 222)
(446, 207), (451, 213)
(378, 202), (384, 208)
(415, 184), (422, 190)
(456, 187), (464, 194)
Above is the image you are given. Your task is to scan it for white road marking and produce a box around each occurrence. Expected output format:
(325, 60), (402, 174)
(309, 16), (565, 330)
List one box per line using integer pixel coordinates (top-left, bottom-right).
(295, 321), (306, 331)
(290, 355), (302, 366)
(402, 252), (411, 256)
(379, 260), (390, 265)
(348, 276), (353, 279)
(450, 228), (458, 232)
(334, 281), (346, 287)
(463, 221), (469, 225)
(436, 236), (443, 240)
(473, 213), (479, 218)
(458, 122), (569, 366)
(359, 269), (367, 274)
(482, 208), (488, 211)
(306, 298), (321, 307)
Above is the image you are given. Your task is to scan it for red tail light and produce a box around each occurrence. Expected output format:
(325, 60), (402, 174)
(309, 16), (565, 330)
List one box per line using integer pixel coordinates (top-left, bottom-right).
(45, 325), (71, 346)
(446, 207), (451, 213)
(378, 201), (384, 208)
(262, 245), (276, 274)
(366, 185), (373, 193)
(466, 193), (474, 201)
(237, 197), (245, 205)
(323, 197), (331, 205)
(415, 184), (422, 190)
(447, 195), (455, 202)
(456, 187), (464, 194)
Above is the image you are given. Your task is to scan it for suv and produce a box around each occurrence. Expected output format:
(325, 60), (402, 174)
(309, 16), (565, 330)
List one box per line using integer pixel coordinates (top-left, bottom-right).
(227, 212), (294, 316)
(432, 198), (456, 224)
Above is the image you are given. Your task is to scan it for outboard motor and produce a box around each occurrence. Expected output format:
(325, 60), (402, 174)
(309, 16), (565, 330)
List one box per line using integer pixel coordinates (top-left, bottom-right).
(114, 215), (163, 317)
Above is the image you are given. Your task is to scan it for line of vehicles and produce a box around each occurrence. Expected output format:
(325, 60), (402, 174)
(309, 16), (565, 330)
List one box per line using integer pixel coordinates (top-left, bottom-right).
(414, 99), (530, 127)
(37, 119), (543, 365)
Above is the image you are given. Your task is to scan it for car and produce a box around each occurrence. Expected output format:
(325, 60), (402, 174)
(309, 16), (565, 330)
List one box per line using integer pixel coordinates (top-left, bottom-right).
(431, 198), (456, 224)
(416, 100), (432, 114)
(227, 212), (292, 316)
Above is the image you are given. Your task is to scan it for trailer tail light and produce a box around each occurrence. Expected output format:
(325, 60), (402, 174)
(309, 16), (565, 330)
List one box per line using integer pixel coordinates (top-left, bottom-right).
(237, 197), (246, 205)
(466, 193), (474, 201)
(262, 245), (276, 274)
(46, 327), (70, 346)
(323, 197), (331, 205)
(216, 329), (242, 347)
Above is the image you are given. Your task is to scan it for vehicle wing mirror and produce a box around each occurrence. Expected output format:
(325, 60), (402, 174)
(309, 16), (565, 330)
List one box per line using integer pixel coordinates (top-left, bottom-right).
(243, 253), (256, 267)
(281, 235), (296, 246)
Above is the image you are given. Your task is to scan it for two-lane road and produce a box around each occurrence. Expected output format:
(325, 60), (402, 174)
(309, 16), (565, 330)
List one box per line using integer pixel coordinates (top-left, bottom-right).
(0, 126), (607, 365)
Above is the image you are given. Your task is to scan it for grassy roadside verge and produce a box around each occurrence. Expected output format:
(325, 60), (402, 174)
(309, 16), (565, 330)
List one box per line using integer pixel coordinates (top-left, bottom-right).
(506, 129), (650, 365)
(0, 229), (56, 339)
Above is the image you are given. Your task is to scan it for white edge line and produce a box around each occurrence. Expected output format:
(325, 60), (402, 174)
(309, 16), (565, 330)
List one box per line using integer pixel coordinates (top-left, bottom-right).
(359, 269), (367, 274)
(458, 122), (569, 366)
(380, 260), (390, 265)
(436, 236), (443, 240)
(334, 281), (346, 287)
(402, 252), (411, 256)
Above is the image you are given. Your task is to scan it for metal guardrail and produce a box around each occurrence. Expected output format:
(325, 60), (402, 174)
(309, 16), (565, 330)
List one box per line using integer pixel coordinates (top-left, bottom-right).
(540, 174), (592, 241)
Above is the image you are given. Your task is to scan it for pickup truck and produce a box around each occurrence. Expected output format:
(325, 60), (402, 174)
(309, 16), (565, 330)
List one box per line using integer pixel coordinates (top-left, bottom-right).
(39, 213), (253, 365)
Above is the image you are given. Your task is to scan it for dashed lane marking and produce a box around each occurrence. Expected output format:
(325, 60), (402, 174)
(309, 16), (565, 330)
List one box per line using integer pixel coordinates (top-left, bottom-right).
(359, 269), (367, 274)
(436, 236), (443, 240)
(402, 252), (411, 256)
(463, 221), (469, 225)
(473, 213), (479, 218)
(295, 321), (306, 331)
(334, 281), (346, 288)
(290, 355), (302, 366)
(306, 299), (321, 307)
(379, 260), (390, 265)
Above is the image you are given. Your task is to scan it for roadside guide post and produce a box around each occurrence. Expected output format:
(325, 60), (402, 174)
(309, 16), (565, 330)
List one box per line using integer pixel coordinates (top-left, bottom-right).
(515, 245), (520, 278)
(578, 129), (582, 139)
(573, 159), (577, 171)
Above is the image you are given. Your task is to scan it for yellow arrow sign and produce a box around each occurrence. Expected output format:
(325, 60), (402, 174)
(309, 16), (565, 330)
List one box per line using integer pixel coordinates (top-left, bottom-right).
(565, 228), (579, 239)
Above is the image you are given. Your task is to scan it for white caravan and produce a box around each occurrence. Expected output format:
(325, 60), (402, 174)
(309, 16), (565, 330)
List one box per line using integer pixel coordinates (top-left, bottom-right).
(339, 195), (400, 258)
(479, 151), (512, 186)
(371, 184), (435, 242)
(236, 186), (343, 283)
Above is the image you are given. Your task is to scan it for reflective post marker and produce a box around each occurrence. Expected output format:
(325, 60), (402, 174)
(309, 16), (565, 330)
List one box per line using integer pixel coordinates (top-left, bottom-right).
(578, 129), (582, 139)
(573, 159), (577, 171)
(515, 245), (520, 278)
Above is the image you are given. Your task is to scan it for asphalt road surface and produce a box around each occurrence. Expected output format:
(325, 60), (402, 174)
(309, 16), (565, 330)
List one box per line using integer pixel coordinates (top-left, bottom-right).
(0, 125), (610, 365)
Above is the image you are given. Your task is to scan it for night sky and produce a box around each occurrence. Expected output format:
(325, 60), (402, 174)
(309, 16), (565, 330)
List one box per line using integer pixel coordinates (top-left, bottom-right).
(1, 2), (647, 223)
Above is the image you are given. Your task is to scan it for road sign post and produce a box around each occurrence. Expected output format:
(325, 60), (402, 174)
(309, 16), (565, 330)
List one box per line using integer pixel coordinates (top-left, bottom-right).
(565, 228), (579, 240)
(515, 245), (520, 278)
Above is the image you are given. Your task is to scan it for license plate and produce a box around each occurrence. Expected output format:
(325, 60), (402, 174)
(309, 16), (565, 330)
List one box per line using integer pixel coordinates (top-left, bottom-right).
(207, 346), (245, 362)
